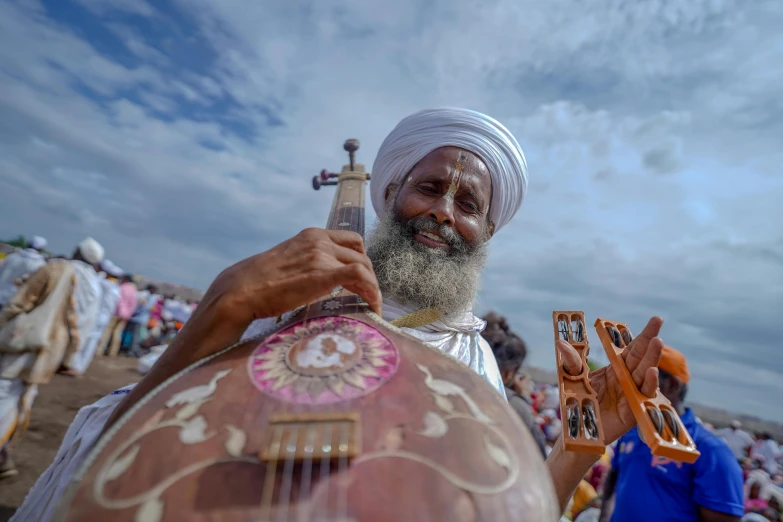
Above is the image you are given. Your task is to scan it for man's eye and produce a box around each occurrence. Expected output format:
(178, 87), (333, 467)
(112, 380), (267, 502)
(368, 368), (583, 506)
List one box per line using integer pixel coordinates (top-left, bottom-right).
(460, 201), (478, 212)
(418, 185), (438, 194)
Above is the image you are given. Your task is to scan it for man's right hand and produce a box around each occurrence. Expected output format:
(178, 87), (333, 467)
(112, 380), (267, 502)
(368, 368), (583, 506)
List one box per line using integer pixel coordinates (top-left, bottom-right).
(104, 228), (382, 434)
(208, 228), (382, 332)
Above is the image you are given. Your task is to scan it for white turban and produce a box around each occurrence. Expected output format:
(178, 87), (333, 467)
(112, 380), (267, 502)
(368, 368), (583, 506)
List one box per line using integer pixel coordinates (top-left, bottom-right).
(100, 259), (123, 277)
(77, 237), (105, 265)
(29, 235), (47, 250)
(370, 107), (528, 233)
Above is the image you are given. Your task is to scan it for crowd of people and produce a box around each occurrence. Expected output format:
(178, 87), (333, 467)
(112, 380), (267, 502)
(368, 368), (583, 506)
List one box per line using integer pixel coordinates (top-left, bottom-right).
(482, 312), (783, 522)
(0, 235), (199, 479)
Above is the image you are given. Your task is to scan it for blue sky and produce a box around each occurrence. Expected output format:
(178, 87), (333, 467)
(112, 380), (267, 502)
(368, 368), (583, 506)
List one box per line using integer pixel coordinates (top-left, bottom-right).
(0, 0), (780, 421)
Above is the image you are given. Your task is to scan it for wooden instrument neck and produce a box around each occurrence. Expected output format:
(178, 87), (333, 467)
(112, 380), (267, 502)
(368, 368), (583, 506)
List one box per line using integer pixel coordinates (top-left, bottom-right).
(325, 164), (368, 238)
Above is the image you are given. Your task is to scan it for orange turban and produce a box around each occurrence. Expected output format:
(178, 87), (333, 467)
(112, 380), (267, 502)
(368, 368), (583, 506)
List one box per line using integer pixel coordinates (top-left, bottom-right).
(658, 345), (690, 385)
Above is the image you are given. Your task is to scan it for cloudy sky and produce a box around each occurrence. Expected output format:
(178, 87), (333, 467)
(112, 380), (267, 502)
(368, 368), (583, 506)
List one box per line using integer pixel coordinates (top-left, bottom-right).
(1, 0), (780, 421)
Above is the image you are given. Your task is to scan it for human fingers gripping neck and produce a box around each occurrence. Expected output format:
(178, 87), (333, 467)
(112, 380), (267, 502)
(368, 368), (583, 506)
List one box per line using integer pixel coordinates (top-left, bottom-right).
(214, 227), (380, 326)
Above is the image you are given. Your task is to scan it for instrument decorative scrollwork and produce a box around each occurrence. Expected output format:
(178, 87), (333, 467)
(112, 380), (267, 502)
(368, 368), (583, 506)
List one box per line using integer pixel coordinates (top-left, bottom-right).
(92, 369), (258, 522)
(355, 363), (519, 496)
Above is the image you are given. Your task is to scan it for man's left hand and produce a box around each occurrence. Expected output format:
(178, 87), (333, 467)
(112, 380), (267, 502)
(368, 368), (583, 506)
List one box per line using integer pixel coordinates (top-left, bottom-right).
(556, 316), (664, 445)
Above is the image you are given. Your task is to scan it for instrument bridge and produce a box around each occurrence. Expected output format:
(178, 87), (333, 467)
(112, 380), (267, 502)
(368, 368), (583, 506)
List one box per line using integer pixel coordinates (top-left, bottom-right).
(260, 412), (362, 463)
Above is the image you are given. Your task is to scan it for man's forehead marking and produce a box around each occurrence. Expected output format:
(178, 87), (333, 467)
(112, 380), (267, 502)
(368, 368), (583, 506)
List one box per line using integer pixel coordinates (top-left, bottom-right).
(454, 151), (468, 172)
(442, 152), (468, 200)
(445, 177), (459, 198)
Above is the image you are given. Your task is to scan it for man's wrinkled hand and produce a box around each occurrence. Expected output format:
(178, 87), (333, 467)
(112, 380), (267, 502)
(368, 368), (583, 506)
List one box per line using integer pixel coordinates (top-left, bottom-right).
(555, 316), (664, 445)
(204, 228), (382, 332)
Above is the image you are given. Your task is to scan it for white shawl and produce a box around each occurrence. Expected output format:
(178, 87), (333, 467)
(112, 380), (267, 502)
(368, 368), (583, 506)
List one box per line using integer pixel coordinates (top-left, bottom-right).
(380, 299), (505, 395)
(69, 261), (103, 356)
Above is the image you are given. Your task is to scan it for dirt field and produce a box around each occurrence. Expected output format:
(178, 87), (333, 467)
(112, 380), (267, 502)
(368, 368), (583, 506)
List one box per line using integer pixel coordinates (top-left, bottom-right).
(0, 356), (139, 521)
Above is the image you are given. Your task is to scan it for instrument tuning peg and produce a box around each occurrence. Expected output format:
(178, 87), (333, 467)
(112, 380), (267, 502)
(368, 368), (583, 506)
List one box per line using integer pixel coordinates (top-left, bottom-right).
(312, 175), (338, 191)
(344, 139), (359, 153)
(312, 140), (361, 191)
(344, 139), (359, 170)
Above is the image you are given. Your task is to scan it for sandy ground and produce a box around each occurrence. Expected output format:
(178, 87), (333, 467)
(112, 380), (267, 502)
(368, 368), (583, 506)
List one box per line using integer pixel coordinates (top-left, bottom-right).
(0, 356), (139, 521)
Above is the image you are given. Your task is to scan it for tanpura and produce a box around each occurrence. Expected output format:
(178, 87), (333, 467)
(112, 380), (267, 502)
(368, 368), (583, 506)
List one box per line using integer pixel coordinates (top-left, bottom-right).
(55, 140), (559, 521)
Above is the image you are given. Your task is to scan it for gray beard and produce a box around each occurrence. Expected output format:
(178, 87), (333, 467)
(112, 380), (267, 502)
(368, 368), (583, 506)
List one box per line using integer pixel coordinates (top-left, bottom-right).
(365, 209), (489, 319)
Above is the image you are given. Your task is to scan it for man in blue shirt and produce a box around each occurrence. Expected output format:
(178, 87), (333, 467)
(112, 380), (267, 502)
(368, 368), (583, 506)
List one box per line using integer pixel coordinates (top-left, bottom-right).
(599, 346), (744, 522)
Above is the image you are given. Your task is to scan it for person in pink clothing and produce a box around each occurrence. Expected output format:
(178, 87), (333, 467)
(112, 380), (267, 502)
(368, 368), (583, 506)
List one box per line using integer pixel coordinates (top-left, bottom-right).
(746, 482), (769, 513)
(100, 274), (138, 356)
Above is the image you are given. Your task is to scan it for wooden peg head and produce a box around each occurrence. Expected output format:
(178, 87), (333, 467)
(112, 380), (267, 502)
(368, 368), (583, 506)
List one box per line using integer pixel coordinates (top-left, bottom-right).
(343, 139), (360, 153)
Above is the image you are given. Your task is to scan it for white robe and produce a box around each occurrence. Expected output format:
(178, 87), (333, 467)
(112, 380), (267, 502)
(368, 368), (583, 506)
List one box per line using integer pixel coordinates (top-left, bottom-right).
(63, 262), (103, 373)
(69, 278), (119, 374)
(10, 299), (503, 521)
(751, 439), (782, 474)
(0, 378), (36, 448)
(0, 249), (46, 306)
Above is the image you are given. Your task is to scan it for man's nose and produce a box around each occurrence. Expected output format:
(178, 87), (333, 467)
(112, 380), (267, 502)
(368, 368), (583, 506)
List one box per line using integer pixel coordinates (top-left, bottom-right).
(428, 196), (455, 226)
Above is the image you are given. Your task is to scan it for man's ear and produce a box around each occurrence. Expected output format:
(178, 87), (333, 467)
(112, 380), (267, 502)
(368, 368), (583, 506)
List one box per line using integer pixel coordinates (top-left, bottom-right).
(486, 219), (496, 239)
(384, 183), (398, 204)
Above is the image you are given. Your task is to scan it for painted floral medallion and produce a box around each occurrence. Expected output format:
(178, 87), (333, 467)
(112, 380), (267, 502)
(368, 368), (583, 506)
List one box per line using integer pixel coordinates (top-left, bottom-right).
(248, 316), (399, 404)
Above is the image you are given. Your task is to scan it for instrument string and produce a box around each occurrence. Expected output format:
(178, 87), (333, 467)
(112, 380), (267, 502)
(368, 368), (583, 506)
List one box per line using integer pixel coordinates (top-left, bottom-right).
(256, 164), (368, 521)
(319, 423), (333, 520)
(289, 186), (344, 521)
(338, 202), (359, 521)
(277, 426), (299, 522)
(297, 425), (317, 522)
(295, 175), (364, 520)
(336, 422), (349, 520)
(294, 201), (322, 520)
(260, 425), (284, 521)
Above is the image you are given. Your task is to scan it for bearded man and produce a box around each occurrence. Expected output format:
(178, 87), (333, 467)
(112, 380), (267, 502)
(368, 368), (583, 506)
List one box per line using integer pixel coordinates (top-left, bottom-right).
(11, 109), (664, 521)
